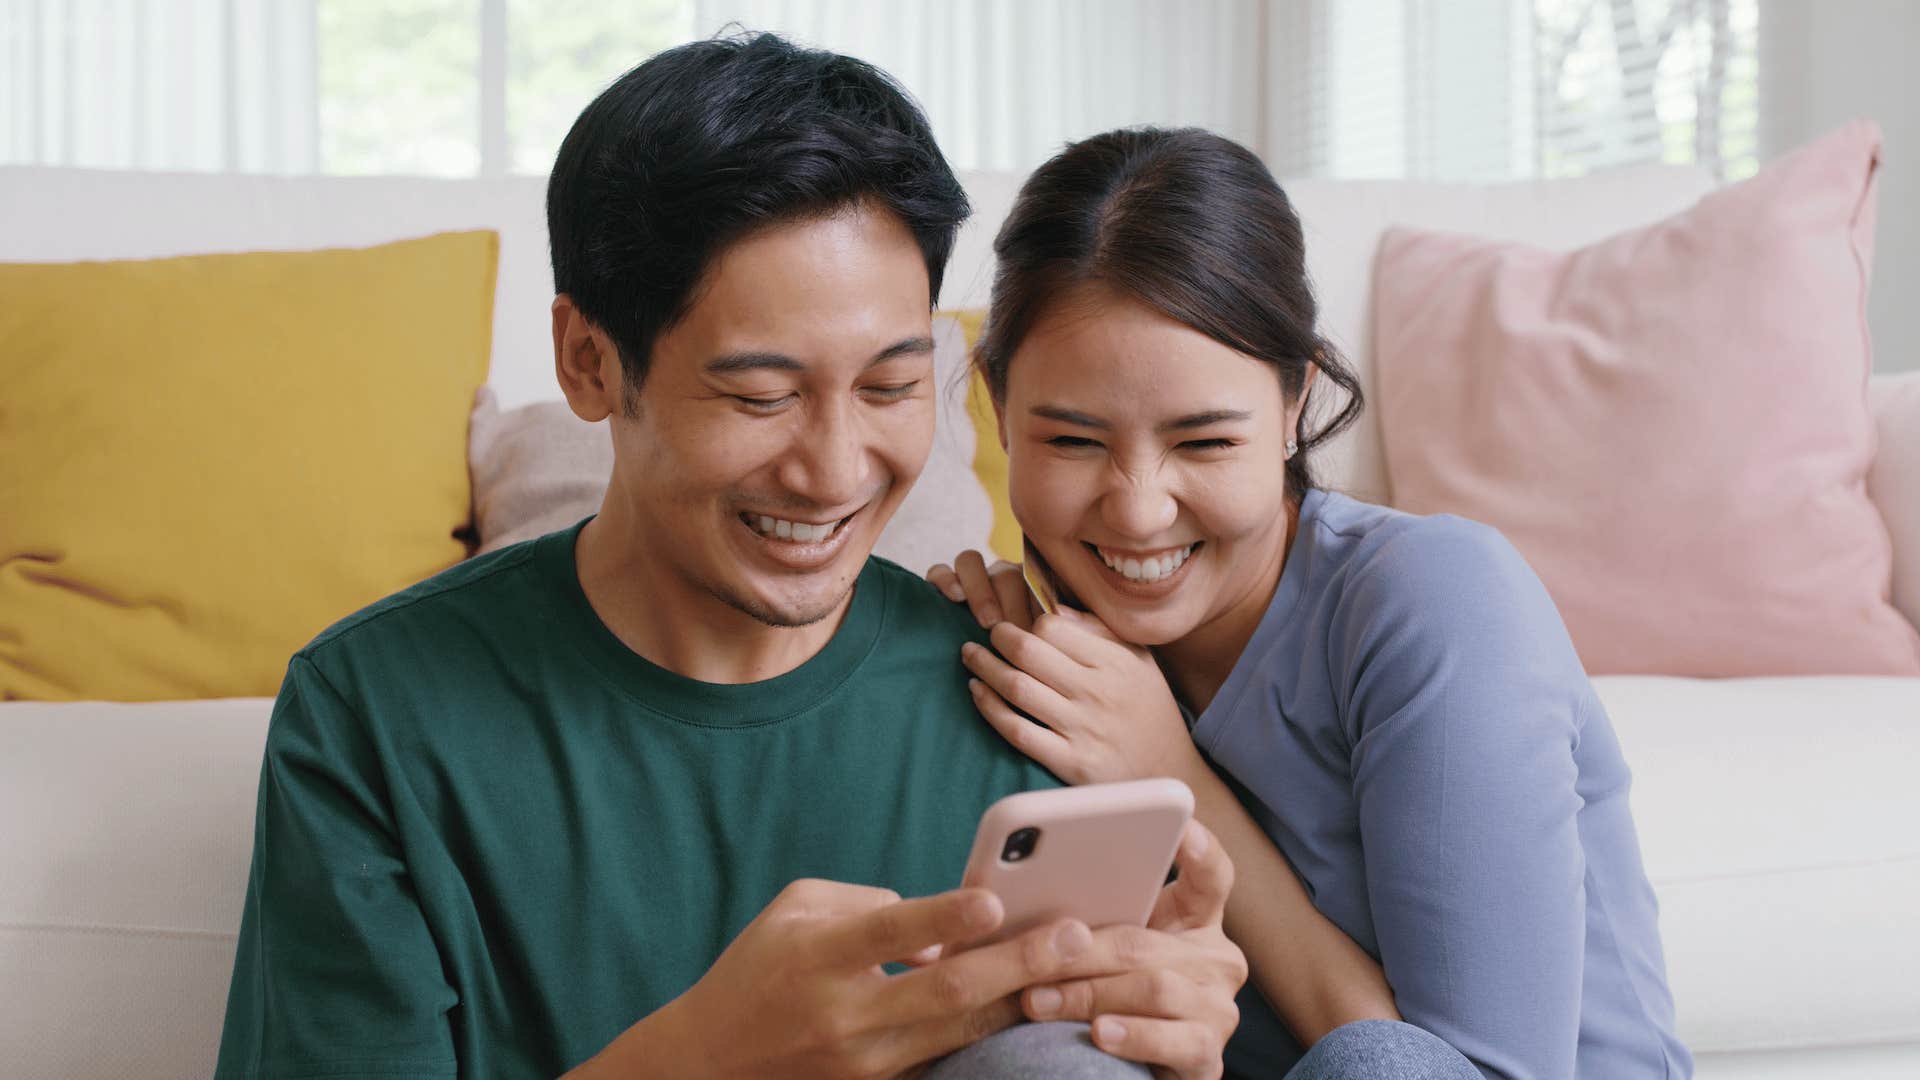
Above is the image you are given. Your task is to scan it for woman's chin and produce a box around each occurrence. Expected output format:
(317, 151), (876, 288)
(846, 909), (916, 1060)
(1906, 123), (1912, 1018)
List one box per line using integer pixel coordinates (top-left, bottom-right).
(1079, 594), (1200, 648)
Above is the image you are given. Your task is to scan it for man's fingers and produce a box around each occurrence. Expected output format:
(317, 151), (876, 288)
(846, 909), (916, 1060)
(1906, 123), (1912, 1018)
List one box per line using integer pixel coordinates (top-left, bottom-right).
(878, 918), (1093, 1028)
(812, 888), (1003, 971)
(1023, 969), (1213, 1026)
(926, 563), (966, 603)
(1089, 1014), (1225, 1079)
(1150, 822), (1233, 930)
(877, 994), (1025, 1074)
(770, 877), (905, 921)
(953, 550), (1004, 627)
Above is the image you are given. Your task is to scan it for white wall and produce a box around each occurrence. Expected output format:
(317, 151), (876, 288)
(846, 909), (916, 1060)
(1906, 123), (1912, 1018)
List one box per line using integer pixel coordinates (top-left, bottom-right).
(1762, 0), (1920, 373)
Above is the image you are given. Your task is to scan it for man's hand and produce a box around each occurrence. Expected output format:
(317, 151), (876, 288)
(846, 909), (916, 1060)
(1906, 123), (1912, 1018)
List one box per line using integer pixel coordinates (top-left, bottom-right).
(1020, 821), (1248, 1080)
(572, 878), (1098, 1079)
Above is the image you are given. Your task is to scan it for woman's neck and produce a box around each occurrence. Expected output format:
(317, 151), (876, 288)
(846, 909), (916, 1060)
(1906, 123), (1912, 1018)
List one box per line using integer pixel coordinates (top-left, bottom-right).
(1155, 494), (1301, 714)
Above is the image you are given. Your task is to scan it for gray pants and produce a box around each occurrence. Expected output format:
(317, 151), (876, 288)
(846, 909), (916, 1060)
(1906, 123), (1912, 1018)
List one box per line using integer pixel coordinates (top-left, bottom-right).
(926, 1019), (1480, 1079)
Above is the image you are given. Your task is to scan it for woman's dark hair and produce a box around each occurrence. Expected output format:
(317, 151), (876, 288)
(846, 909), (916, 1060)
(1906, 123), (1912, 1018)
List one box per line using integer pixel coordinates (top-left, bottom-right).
(547, 32), (970, 393)
(975, 127), (1362, 498)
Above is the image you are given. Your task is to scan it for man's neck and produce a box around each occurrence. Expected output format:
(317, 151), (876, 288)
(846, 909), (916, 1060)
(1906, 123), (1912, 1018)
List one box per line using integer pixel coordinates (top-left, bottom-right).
(573, 508), (852, 686)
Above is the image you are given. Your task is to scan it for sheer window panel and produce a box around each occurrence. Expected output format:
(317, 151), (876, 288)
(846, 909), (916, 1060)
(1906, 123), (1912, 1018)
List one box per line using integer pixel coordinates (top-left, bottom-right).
(692, 0), (1265, 173)
(318, 0), (479, 176)
(0, 0), (316, 173)
(1271, 0), (1756, 183)
(505, 0), (691, 176)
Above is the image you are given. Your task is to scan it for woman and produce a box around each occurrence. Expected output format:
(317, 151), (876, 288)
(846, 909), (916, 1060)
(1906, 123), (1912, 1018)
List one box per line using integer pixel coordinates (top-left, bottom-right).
(929, 128), (1690, 1079)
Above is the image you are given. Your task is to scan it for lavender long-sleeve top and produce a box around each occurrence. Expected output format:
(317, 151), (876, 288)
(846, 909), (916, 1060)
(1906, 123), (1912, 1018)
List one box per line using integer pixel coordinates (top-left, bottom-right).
(1205, 489), (1690, 1079)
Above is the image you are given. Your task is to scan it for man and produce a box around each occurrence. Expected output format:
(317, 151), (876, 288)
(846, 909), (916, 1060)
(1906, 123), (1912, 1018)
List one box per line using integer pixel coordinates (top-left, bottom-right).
(215, 33), (1245, 1080)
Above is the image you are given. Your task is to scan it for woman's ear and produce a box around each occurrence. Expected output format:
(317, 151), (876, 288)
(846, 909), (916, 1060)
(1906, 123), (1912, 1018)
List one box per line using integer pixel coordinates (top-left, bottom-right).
(552, 295), (623, 422)
(1288, 358), (1322, 438)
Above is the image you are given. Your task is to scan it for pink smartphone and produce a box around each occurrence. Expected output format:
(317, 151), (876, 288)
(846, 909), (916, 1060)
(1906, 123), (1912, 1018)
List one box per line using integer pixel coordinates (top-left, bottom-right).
(960, 778), (1194, 946)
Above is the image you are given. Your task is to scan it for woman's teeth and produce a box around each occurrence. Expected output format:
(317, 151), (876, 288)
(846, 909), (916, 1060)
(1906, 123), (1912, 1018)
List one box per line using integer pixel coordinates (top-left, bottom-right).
(1096, 543), (1197, 583)
(748, 513), (843, 543)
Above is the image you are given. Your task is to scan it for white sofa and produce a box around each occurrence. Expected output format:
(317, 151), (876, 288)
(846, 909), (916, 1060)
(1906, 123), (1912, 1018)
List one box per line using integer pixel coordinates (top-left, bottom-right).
(3, 164), (1917, 1080)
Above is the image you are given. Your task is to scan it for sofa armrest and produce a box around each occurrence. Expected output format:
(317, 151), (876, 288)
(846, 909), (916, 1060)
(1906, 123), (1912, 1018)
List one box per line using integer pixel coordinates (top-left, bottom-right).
(1871, 373), (1920, 632)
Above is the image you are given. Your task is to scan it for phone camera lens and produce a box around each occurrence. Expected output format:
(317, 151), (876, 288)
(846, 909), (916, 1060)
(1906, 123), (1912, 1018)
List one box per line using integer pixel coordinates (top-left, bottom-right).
(1001, 827), (1041, 863)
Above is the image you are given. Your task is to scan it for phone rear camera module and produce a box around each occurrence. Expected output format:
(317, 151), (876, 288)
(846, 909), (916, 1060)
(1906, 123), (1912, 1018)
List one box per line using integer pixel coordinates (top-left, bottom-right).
(1000, 827), (1041, 863)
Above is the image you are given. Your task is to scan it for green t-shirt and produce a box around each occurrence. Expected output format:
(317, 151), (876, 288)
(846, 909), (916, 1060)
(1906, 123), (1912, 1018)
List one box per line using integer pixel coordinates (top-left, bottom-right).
(215, 521), (1058, 1079)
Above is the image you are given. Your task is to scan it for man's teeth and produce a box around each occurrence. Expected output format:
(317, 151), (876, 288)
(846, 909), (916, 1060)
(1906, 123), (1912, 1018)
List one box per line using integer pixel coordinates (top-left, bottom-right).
(752, 514), (841, 543)
(1097, 543), (1196, 583)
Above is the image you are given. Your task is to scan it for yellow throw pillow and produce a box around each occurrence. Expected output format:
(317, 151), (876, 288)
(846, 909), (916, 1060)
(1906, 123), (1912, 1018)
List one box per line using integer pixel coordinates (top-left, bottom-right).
(945, 308), (1021, 563)
(0, 231), (498, 701)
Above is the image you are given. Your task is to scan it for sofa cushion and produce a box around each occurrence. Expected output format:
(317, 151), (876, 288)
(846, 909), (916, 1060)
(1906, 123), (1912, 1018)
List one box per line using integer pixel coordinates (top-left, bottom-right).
(1871, 373), (1920, 632)
(0, 231), (498, 700)
(0, 699), (271, 1079)
(1596, 675), (1920, 1054)
(1372, 122), (1919, 677)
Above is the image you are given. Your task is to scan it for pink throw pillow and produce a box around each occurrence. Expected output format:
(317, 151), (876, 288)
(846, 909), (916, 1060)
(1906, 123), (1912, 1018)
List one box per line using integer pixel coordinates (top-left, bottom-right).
(1373, 121), (1920, 677)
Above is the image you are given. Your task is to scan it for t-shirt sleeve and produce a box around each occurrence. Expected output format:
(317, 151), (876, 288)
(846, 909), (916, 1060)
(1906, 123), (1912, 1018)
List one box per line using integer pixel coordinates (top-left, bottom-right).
(215, 655), (459, 1079)
(1331, 519), (1589, 1080)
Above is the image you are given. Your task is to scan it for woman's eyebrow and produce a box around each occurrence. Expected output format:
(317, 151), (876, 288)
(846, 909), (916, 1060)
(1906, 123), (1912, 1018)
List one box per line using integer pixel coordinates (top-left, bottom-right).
(1158, 409), (1252, 432)
(1030, 404), (1109, 428)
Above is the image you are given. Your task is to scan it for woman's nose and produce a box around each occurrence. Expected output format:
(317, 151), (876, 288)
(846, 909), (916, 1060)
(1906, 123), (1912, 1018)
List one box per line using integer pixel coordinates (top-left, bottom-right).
(1099, 472), (1179, 540)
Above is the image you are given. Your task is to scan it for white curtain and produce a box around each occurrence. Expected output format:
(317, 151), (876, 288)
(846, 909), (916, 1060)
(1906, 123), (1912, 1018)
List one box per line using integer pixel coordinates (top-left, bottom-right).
(694, 0), (1266, 172)
(0, 0), (1756, 182)
(0, 0), (317, 173)
(1276, 0), (1759, 183)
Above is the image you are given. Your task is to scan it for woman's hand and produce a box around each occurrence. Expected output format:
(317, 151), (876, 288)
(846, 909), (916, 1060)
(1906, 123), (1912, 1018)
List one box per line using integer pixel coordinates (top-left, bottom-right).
(926, 550), (1203, 785)
(964, 608), (1204, 787)
(926, 550), (1037, 632)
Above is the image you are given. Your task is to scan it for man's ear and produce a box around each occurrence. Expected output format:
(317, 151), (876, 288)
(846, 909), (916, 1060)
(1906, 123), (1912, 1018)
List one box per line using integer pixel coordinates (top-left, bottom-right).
(552, 295), (625, 422)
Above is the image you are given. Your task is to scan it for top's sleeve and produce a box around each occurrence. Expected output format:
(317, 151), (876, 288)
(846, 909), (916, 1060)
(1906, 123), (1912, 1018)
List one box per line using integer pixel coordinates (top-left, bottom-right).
(215, 654), (459, 1079)
(1330, 519), (1589, 1080)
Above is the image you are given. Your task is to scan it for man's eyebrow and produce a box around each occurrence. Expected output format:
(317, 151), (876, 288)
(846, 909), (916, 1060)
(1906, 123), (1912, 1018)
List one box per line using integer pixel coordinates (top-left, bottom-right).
(1030, 405), (1111, 429)
(702, 335), (935, 376)
(1158, 409), (1253, 432)
(868, 335), (936, 367)
(703, 351), (804, 376)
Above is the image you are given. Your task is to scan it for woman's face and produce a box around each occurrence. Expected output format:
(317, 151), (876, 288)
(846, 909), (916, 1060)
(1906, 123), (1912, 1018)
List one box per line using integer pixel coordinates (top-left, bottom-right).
(1002, 285), (1305, 647)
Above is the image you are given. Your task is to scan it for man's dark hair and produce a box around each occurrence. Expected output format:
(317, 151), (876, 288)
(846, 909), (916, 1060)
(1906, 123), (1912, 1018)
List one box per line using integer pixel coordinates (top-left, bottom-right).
(547, 32), (970, 394)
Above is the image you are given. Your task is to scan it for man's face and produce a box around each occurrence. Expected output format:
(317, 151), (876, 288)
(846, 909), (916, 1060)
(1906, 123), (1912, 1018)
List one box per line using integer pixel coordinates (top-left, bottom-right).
(608, 204), (936, 627)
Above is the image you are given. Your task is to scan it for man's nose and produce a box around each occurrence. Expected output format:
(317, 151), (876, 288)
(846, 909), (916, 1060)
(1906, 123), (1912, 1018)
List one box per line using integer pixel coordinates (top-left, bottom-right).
(782, 399), (870, 509)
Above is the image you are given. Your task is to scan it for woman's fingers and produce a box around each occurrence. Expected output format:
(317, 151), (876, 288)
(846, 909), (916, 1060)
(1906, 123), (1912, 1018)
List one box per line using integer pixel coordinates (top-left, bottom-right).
(968, 678), (1073, 772)
(962, 640), (1073, 721)
(986, 620), (1085, 692)
(953, 550), (1005, 628)
(987, 560), (1036, 632)
(926, 562), (966, 603)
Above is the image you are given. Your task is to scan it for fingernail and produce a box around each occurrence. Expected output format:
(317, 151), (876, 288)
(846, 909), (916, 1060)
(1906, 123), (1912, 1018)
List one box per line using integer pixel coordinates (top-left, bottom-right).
(1053, 920), (1091, 959)
(1029, 987), (1062, 1016)
(968, 678), (983, 695)
(1095, 1017), (1126, 1045)
(980, 608), (1002, 627)
(961, 642), (978, 659)
(945, 584), (966, 602)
